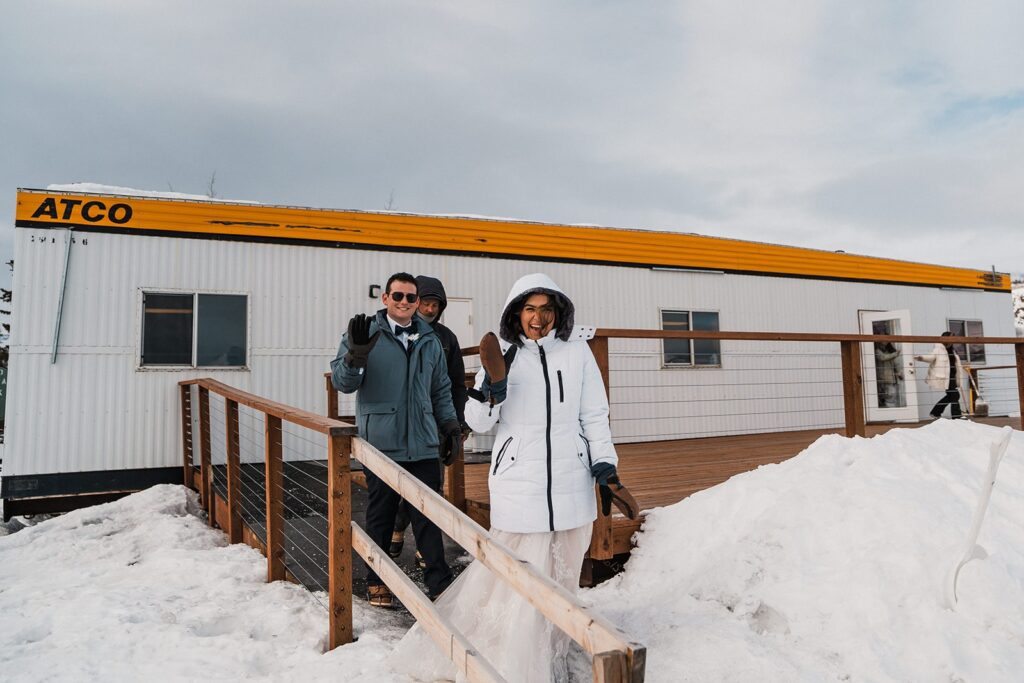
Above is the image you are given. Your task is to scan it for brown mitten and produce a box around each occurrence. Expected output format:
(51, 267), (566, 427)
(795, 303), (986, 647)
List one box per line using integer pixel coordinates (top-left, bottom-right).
(479, 332), (506, 384)
(599, 478), (641, 520)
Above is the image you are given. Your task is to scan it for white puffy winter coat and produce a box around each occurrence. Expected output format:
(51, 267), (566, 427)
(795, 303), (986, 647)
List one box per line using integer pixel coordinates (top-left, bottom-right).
(466, 275), (617, 534)
(917, 343), (964, 391)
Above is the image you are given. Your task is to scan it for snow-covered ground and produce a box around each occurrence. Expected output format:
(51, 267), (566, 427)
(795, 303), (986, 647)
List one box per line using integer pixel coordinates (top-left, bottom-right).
(2, 420), (1021, 681)
(0, 486), (409, 682)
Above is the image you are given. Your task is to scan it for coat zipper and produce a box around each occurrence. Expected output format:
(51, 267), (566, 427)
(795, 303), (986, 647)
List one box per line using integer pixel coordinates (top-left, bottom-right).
(492, 437), (513, 475)
(557, 370), (564, 403)
(539, 344), (554, 531)
(401, 329), (412, 455)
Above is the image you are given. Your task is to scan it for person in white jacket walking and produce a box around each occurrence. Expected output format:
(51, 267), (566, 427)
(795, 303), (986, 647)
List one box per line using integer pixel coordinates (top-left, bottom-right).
(915, 331), (965, 419)
(395, 273), (629, 682)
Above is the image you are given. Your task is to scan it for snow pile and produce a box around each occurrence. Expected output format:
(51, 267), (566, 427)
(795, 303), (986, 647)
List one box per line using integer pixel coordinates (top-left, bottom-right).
(2, 423), (1021, 681)
(46, 182), (258, 204)
(588, 420), (1024, 682)
(0, 485), (407, 682)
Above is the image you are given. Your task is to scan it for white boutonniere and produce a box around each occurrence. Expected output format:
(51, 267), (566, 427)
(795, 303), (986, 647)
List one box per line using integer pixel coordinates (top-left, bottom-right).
(407, 333), (420, 342)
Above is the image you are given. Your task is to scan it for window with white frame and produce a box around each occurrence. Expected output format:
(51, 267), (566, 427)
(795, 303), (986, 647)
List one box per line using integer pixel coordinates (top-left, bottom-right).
(661, 309), (721, 366)
(142, 292), (248, 367)
(947, 319), (985, 365)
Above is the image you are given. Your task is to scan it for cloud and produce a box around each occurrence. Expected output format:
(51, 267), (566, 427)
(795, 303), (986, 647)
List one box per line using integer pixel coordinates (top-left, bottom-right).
(2, 0), (1023, 287)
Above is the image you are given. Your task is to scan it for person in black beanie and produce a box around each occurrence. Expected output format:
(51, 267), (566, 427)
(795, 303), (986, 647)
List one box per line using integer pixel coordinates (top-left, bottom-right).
(389, 275), (469, 561)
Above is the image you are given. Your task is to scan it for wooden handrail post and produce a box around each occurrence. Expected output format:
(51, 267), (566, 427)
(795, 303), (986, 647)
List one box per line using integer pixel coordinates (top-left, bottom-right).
(264, 413), (286, 582)
(326, 373), (339, 420)
(967, 366), (978, 413)
(588, 335), (611, 416)
(840, 341), (865, 437)
(593, 651), (628, 683)
(327, 430), (354, 649)
(180, 384), (194, 490)
(588, 486), (614, 561)
(1016, 343), (1024, 431)
(225, 398), (242, 544)
(198, 386), (213, 523)
(587, 334), (614, 561)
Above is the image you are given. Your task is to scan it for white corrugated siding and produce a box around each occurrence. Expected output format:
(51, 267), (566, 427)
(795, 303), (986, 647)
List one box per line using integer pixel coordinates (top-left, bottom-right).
(4, 228), (1018, 476)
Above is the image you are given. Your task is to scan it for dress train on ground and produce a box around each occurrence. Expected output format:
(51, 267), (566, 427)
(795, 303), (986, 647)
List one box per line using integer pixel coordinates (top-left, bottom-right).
(392, 523), (592, 683)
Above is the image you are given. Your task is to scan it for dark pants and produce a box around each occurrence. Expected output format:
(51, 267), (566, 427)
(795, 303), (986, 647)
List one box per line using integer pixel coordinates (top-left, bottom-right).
(931, 380), (962, 418)
(393, 461), (445, 535)
(365, 458), (452, 595)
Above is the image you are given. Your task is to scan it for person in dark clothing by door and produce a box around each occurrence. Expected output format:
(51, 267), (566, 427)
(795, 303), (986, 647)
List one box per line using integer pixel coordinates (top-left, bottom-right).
(389, 275), (469, 561)
(330, 272), (461, 607)
(916, 331), (964, 419)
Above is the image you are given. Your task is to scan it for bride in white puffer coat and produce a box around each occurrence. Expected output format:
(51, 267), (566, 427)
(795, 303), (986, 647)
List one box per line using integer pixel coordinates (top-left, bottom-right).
(395, 273), (621, 683)
(466, 272), (618, 534)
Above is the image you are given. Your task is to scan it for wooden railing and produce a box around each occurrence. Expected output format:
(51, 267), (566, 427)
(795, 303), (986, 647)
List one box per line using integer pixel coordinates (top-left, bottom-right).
(180, 378), (357, 647)
(182, 378), (646, 682)
(587, 329), (1023, 434)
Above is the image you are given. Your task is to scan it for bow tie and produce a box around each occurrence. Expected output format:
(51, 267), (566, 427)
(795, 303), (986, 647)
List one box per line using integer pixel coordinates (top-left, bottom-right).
(395, 324), (414, 336)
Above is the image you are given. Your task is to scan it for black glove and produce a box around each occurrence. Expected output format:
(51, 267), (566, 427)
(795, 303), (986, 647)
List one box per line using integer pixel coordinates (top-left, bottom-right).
(590, 462), (618, 486)
(439, 420), (462, 466)
(344, 314), (380, 368)
(479, 375), (508, 404)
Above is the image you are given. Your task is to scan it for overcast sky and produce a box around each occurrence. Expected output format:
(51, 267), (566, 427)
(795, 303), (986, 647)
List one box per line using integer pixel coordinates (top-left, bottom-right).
(3, 1), (1023, 295)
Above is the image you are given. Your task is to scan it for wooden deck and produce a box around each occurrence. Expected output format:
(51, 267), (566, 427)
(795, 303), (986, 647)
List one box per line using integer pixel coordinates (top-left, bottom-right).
(462, 417), (1020, 558)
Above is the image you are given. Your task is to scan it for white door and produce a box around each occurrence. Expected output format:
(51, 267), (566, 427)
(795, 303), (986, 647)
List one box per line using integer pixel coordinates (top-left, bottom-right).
(442, 298), (474, 350)
(859, 309), (919, 422)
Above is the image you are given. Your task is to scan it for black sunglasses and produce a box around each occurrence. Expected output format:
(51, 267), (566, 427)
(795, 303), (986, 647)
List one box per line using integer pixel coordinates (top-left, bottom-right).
(388, 291), (418, 303)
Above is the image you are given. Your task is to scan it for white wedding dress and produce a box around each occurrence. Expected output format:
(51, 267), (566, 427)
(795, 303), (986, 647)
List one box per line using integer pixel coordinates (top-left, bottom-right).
(392, 524), (592, 683)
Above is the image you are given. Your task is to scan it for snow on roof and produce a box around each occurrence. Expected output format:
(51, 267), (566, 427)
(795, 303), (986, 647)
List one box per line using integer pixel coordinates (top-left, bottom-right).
(46, 182), (259, 204)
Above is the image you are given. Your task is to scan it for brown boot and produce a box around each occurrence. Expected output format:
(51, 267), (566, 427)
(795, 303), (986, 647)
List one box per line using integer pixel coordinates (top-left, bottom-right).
(387, 530), (405, 559)
(367, 584), (394, 609)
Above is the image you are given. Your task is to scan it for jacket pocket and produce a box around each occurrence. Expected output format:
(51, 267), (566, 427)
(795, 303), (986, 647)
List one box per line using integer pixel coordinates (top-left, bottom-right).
(575, 433), (593, 473)
(557, 370), (564, 403)
(419, 405), (440, 448)
(361, 402), (399, 452)
(491, 436), (518, 476)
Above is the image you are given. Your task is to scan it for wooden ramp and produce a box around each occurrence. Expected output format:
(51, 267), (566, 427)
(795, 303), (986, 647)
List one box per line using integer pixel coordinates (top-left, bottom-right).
(462, 417), (1020, 559)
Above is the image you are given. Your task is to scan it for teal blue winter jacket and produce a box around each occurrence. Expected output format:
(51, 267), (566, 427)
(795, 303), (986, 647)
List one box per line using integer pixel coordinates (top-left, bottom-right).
(330, 310), (456, 462)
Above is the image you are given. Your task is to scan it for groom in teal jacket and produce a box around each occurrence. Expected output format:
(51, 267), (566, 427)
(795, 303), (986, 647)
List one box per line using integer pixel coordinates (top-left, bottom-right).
(331, 272), (460, 606)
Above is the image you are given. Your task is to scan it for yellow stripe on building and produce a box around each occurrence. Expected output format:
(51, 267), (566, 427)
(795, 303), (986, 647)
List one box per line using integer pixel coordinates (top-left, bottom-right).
(15, 189), (1010, 291)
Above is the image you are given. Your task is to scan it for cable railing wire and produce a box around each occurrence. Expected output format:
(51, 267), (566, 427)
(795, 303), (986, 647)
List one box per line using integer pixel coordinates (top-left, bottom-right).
(610, 406), (846, 422)
(276, 515), (330, 560)
(610, 393), (849, 406)
(272, 481), (330, 531)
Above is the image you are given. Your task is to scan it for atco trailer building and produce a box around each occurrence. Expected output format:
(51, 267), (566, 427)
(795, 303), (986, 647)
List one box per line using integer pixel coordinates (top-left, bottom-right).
(2, 187), (1015, 516)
